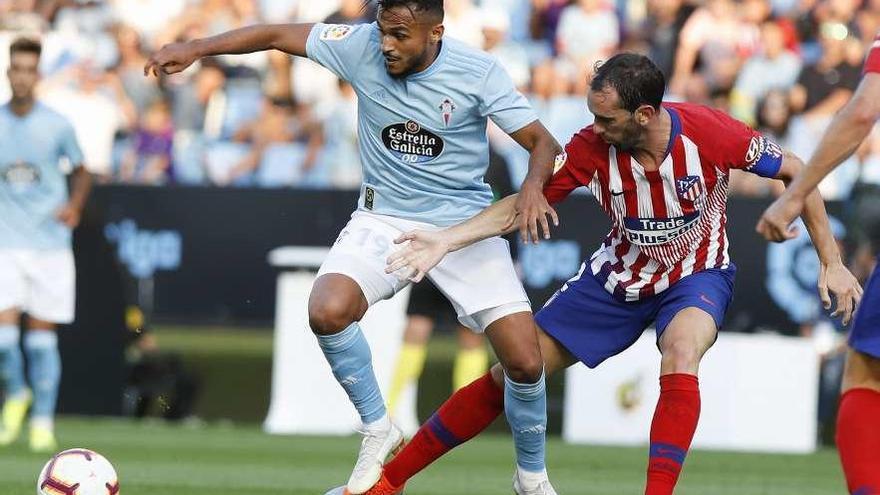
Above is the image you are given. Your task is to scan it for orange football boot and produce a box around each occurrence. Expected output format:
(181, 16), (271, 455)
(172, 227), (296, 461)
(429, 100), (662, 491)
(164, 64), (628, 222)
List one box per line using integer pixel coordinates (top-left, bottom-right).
(343, 472), (405, 495)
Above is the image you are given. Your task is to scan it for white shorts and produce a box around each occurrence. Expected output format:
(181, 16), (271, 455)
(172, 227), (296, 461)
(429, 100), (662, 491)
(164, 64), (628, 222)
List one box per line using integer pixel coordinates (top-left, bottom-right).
(317, 211), (531, 331)
(0, 249), (76, 324)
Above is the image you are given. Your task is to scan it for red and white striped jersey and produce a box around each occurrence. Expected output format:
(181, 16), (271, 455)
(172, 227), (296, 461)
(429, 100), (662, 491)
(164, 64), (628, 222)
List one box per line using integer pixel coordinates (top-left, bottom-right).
(865, 31), (880, 74)
(543, 102), (783, 301)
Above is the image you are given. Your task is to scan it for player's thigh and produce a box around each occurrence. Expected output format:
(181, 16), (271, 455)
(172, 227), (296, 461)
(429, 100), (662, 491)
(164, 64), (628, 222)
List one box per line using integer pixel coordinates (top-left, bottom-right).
(310, 213), (409, 331)
(842, 348), (880, 393)
(0, 250), (26, 322)
(657, 308), (717, 375)
(848, 262), (880, 365)
(23, 249), (75, 325)
(654, 267), (735, 374)
(533, 266), (652, 369)
(535, 324), (577, 375)
(429, 236), (530, 332)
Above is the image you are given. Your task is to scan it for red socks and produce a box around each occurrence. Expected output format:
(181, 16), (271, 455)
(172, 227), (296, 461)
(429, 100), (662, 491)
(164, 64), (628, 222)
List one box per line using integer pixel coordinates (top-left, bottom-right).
(837, 388), (880, 495)
(645, 373), (701, 495)
(384, 372), (504, 487)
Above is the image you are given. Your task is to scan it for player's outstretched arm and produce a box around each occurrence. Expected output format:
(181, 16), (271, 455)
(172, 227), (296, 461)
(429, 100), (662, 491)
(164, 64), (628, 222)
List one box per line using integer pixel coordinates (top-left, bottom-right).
(772, 151), (863, 324)
(144, 23), (314, 77)
(757, 73), (880, 239)
(385, 194), (520, 282)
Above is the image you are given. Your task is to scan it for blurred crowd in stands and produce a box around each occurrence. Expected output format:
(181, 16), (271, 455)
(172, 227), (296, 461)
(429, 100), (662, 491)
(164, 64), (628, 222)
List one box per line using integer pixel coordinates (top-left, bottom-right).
(2, 0), (880, 198)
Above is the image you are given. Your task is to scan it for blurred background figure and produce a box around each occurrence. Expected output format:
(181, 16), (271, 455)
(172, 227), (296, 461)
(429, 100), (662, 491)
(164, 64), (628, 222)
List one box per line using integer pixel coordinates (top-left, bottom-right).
(0, 37), (92, 453)
(123, 306), (201, 422)
(118, 98), (174, 185)
(385, 281), (488, 436)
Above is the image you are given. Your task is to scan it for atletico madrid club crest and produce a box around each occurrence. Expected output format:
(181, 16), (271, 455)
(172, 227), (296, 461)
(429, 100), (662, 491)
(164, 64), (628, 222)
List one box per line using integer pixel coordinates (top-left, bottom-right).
(676, 175), (703, 202)
(439, 98), (456, 127)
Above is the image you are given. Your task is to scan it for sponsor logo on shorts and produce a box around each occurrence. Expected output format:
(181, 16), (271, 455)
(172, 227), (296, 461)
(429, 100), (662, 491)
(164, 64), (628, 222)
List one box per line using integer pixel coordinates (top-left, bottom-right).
(623, 212), (700, 246)
(381, 120), (445, 164)
(320, 24), (353, 41)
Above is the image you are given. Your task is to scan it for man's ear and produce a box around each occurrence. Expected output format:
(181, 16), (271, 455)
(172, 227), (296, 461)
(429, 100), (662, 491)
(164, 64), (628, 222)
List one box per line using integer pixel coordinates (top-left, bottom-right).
(635, 105), (657, 126)
(431, 24), (444, 44)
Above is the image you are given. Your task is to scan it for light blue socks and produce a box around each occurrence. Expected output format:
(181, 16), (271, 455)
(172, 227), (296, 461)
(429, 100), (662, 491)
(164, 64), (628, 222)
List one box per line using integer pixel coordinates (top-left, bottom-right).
(23, 330), (61, 420)
(505, 370), (547, 472)
(316, 323), (386, 425)
(0, 325), (26, 398)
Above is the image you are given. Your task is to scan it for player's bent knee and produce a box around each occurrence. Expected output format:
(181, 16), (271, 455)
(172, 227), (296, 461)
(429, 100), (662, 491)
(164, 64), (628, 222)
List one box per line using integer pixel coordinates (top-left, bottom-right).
(660, 339), (701, 374)
(502, 354), (544, 384)
(843, 349), (880, 392)
(308, 299), (359, 336)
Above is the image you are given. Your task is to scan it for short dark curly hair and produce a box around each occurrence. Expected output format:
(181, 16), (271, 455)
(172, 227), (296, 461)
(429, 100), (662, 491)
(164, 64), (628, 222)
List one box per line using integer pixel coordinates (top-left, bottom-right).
(591, 53), (665, 113)
(373, 0), (443, 21)
(10, 37), (42, 59)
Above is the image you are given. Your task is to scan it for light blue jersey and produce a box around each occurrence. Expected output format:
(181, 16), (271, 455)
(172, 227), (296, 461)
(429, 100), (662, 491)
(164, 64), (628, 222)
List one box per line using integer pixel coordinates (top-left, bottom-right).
(307, 23), (538, 226)
(0, 102), (84, 250)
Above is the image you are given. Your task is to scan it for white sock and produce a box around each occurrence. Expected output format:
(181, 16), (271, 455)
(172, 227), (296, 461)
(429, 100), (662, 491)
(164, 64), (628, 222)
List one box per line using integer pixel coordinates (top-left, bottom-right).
(31, 416), (54, 431)
(517, 466), (549, 487)
(363, 412), (390, 433)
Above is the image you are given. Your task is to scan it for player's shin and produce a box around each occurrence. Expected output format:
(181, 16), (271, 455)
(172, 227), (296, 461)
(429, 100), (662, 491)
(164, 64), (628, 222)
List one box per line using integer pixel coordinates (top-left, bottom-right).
(315, 322), (387, 427)
(383, 371), (504, 487)
(504, 369), (548, 476)
(23, 330), (60, 423)
(645, 374), (701, 495)
(0, 325), (26, 398)
(837, 388), (880, 495)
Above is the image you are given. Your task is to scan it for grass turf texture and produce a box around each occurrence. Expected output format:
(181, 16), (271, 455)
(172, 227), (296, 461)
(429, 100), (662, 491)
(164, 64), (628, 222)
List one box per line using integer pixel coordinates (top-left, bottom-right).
(0, 417), (844, 494)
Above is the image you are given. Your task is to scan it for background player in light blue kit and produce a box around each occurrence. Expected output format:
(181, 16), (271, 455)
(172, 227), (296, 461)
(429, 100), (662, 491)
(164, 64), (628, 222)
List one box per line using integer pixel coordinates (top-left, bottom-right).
(0, 37), (92, 453)
(145, 1), (563, 494)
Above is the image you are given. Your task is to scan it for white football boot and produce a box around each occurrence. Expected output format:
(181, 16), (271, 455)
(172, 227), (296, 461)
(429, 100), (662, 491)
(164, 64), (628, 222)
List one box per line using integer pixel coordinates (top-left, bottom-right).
(513, 467), (559, 495)
(346, 421), (404, 494)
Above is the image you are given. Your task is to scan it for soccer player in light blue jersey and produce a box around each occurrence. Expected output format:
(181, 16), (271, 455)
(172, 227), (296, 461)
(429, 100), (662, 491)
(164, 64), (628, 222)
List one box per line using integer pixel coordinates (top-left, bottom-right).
(0, 38), (92, 453)
(146, 1), (563, 494)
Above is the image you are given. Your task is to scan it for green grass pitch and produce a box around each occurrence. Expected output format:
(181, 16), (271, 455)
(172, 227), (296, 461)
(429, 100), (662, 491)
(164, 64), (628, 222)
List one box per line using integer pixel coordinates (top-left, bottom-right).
(0, 417), (844, 494)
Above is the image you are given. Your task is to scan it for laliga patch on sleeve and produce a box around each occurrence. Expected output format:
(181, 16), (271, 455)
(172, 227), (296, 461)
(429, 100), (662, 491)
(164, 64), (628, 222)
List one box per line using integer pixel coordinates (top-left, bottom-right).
(553, 152), (568, 174)
(320, 24), (353, 41)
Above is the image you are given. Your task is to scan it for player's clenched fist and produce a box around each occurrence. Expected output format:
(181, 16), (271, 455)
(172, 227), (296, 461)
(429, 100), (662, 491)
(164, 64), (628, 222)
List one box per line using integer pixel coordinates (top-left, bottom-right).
(144, 42), (200, 77)
(756, 193), (804, 242)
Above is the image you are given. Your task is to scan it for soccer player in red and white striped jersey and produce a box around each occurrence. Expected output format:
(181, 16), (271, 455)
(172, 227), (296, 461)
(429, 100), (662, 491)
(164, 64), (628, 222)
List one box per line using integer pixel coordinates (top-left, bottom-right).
(545, 100), (784, 302)
(351, 53), (862, 495)
(759, 32), (880, 495)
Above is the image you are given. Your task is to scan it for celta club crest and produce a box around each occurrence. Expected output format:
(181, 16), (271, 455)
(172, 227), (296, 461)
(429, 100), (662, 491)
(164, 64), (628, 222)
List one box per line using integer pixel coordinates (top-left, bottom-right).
(439, 98), (456, 127)
(676, 175), (703, 202)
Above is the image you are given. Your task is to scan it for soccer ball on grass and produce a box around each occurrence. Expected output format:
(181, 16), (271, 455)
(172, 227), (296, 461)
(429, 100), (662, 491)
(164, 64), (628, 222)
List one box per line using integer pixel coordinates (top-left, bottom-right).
(37, 448), (119, 495)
